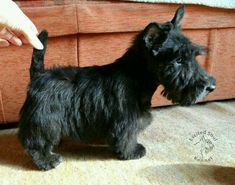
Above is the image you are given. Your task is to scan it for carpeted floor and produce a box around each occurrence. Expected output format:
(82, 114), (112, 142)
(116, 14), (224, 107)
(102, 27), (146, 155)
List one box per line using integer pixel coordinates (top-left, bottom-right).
(0, 101), (234, 185)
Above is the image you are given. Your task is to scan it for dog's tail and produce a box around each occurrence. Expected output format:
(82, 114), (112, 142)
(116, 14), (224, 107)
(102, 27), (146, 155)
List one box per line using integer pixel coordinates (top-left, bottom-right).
(30, 29), (48, 80)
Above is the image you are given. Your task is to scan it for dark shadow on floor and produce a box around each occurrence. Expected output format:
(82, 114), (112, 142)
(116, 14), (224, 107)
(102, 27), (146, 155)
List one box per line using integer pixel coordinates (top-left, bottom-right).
(58, 137), (115, 161)
(0, 130), (115, 171)
(140, 164), (235, 185)
(0, 130), (35, 170)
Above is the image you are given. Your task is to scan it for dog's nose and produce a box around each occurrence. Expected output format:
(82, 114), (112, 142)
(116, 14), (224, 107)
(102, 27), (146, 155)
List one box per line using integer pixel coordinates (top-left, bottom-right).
(206, 76), (216, 92)
(206, 85), (216, 92)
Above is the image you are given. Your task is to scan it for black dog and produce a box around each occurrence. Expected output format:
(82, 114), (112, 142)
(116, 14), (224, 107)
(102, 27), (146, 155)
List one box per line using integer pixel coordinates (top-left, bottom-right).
(18, 6), (215, 170)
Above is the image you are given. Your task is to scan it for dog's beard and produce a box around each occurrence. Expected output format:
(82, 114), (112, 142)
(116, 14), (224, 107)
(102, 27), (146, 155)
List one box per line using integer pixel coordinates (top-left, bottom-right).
(161, 86), (209, 106)
(194, 88), (210, 104)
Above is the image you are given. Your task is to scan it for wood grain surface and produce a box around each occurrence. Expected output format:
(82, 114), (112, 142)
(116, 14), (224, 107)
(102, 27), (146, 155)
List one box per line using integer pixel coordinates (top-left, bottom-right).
(207, 28), (235, 100)
(0, 1), (234, 123)
(22, 5), (78, 37)
(77, 3), (235, 33)
(0, 90), (5, 123)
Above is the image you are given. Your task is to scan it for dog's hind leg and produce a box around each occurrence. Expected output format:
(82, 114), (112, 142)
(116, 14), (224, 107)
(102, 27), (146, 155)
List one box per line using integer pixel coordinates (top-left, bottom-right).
(20, 126), (63, 171)
(27, 142), (62, 171)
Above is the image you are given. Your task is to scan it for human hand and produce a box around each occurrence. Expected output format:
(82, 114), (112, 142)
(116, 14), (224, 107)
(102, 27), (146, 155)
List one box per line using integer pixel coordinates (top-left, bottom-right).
(0, 0), (43, 49)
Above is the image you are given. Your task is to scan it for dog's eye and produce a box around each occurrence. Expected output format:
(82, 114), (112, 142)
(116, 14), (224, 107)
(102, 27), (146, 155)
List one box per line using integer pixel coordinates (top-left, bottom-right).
(175, 58), (183, 64)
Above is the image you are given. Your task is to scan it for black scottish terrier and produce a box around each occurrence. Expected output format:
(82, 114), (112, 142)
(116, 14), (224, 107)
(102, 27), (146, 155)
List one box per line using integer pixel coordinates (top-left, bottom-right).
(18, 6), (216, 170)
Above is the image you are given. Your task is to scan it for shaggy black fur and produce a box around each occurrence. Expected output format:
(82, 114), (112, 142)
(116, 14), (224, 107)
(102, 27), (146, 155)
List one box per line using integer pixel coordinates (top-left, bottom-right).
(18, 6), (216, 170)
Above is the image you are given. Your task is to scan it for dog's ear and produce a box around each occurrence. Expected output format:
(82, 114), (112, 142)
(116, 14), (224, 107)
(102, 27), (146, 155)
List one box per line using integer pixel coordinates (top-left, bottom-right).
(143, 22), (172, 49)
(171, 5), (185, 27)
(143, 23), (162, 49)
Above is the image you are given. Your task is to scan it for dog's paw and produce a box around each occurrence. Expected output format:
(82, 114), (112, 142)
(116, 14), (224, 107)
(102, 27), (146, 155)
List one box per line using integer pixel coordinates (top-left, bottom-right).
(35, 154), (63, 171)
(118, 144), (146, 160)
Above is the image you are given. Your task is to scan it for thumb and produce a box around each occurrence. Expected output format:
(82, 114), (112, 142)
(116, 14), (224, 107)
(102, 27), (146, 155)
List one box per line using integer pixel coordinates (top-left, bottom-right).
(22, 27), (44, 50)
(0, 38), (10, 47)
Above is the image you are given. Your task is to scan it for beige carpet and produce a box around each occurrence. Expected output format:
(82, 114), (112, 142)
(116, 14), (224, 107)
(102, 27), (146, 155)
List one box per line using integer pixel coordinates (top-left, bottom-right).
(0, 101), (234, 185)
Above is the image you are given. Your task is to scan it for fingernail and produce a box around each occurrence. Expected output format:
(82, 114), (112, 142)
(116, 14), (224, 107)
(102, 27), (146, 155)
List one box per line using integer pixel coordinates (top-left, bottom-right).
(36, 40), (44, 50)
(15, 38), (22, 46)
(33, 38), (44, 50)
(25, 29), (44, 50)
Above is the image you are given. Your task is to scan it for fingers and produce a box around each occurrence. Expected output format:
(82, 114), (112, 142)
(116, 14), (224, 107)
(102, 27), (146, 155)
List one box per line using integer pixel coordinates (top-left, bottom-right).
(0, 0), (43, 50)
(30, 23), (39, 35)
(0, 38), (10, 47)
(23, 13), (39, 34)
(21, 27), (43, 50)
(19, 35), (29, 44)
(17, 8), (43, 49)
(20, 13), (43, 49)
(0, 27), (22, 46)
(0, 26), (43, 49)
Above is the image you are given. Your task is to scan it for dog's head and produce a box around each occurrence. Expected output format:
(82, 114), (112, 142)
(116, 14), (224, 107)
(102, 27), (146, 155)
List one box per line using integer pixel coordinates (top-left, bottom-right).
(140, 5), (216, 105)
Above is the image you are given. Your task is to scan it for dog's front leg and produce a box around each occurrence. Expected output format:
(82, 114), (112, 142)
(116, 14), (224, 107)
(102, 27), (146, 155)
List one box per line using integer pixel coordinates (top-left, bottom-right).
(112, 125), (146, 160)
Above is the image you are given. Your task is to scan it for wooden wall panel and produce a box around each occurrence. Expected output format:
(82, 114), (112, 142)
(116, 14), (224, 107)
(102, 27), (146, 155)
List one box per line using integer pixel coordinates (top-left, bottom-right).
(79, 32), (135, 67)
(77, 3), (235, 33)
(0, 90), (5, 123)
(0, 36), (77, 123)
(1, 1), (235, 123)
(78, 29), (209, 67)
(206, 28), (235, 101)
(21, 5), (78, 37)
